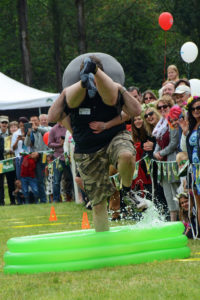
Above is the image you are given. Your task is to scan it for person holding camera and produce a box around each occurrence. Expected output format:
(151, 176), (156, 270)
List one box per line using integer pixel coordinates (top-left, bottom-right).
(24, 115), (49, 203)
(11, 117), (30, 180)
(48, 122), (73, 202)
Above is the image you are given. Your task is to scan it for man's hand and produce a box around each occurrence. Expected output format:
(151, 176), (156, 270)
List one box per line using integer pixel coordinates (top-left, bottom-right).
(60, 137), (65, 146)
(32, 123), (38, 131)
(27, 128), (32, 137)
(89, 121), (106, 134)
(143, 141), (154, 151)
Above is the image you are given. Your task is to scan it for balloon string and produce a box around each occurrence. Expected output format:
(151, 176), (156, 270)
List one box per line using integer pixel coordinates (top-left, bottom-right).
(164, 31), (166, 83)
(187, 63), (190, 79)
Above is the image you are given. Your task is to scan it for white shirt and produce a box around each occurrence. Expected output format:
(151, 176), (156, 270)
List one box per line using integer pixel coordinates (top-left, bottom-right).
(11, 129), (30, 157)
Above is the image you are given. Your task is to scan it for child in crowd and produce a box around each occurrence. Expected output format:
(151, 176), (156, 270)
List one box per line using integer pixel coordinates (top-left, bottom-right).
(20, 152), (39, 204)
(45, 154), (54, 203)
(176, 192), (199, 239)
(12, 179), (24, 205)
(167, 65), (179, 82)
(176, 151), (189, 194)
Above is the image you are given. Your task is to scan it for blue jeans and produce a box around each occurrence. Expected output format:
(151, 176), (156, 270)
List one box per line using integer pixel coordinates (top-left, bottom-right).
(21, 177), (39, 204)
(15, 157), (23, 179)
(35, 160), (47, 203)
(53, 159), (66, 202)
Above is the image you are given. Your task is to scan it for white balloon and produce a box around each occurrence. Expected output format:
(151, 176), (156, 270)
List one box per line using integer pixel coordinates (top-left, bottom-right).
(180, 42), (198, 63)
(189, 78), (200, 96)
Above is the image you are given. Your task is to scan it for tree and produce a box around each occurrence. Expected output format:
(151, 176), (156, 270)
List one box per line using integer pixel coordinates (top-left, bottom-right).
(17, 0), (32, 85)
(76, 0), (87, 53)
(49, 0), (62, 91)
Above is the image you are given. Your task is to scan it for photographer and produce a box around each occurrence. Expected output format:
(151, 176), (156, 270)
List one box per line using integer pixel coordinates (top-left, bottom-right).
(11, 117), (30, 180)
(24, 115), (49, 203)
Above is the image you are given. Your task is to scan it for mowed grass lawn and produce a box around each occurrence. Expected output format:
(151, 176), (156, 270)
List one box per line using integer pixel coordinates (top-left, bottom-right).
(0, 189), (200, 300)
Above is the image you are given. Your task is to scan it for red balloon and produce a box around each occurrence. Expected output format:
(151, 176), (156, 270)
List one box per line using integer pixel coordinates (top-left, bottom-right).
(43, 131), (49, 146)
(159, 12), (173, 31)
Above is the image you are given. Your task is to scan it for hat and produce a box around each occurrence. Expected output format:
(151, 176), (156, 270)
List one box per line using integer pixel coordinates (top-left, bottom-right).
(0, 115), (9, 123)
(174, 85), (191, 95)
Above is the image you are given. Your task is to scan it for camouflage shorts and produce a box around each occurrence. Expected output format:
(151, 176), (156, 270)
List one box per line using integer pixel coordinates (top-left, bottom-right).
(74, 130), (135, 206)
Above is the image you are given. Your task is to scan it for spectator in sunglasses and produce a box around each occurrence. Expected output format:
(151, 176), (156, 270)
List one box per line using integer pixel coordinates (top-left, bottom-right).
(153, 95), (180, 221)
(142, 106), (167, 215)
(182, 96), (200, 230)
(142, 90), (157, 104)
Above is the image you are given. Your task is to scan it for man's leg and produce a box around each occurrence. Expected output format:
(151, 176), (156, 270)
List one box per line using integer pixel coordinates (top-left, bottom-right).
(107, 131), (147, 212)
(29, 178), (39, 204)
(66, 82), (86, 108)
(81, 57), (118, 106)
(0, 174), (5, 205)
(53, 160), (63, 202)
(117, 151), (135, 188)
(93, 199), (109, 232)
(36, 160), (47, 203)
(21, 177), (29, 204)
(74, 149), (115, 232)
(94, 68), (118, 106)
(6, 171), (16, 205)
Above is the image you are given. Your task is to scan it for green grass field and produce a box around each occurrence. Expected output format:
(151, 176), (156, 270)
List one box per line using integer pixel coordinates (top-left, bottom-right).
(0, 189), (200, 300)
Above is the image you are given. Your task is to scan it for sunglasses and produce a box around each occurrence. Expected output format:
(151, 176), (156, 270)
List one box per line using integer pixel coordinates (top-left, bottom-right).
(191, 105), (200, 112)
(1, 121), (8, 124)
(157, 104), (169, 110)
(144, 111), (154, 119)
(144, 96), (154, 101)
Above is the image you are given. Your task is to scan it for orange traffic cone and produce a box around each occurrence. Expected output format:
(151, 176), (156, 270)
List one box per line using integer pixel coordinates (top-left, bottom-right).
(49, 206), (57, 221)
(81, 212), (90, 229)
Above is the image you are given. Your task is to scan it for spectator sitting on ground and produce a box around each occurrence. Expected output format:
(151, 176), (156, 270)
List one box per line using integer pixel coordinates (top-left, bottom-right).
(13, 179), (24, 205)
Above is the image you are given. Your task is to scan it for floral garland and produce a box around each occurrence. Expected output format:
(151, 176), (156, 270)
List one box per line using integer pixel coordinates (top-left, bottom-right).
(186, 95), (200, 110)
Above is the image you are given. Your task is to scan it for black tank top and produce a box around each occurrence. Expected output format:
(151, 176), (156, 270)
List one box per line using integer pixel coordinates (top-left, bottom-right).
(64, 92), (125, 153)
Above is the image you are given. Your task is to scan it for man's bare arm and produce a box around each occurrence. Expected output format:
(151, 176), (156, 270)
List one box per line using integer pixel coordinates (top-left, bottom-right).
(116, 84), (142, 117)
(48, 90), (67, 123)
(61, 115), (73, 134)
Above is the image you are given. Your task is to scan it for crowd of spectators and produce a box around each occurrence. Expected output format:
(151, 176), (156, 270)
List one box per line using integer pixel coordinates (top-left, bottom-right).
(0, 64), (200, 239)
(0, 114), (74, 206)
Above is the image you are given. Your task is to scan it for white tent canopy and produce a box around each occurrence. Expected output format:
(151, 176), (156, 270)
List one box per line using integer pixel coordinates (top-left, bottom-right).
(0, 72), (59, 110)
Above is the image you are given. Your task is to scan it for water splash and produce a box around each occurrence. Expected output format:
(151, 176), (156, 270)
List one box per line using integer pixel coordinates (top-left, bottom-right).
(108, 190), (168, 228)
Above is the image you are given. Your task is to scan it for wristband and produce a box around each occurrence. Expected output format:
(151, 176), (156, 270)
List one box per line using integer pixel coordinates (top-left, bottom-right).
(121, 87), (127, 95)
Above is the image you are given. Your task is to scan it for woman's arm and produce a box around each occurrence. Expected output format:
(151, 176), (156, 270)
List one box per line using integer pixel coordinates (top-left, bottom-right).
(159, 128), (179, 157)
